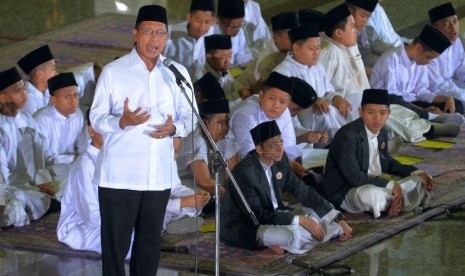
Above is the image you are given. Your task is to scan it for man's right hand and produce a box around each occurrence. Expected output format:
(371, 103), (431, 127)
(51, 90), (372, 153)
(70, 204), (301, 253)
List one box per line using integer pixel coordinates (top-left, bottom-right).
(119, 97), (151, 130)
(299, 215), (326, 242)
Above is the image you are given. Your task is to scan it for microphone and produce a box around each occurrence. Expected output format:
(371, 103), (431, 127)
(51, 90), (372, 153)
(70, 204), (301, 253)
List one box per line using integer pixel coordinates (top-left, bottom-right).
(162, 58), (192, 90)
(160, 245), (189, 254)
(285, 255), (312, 269)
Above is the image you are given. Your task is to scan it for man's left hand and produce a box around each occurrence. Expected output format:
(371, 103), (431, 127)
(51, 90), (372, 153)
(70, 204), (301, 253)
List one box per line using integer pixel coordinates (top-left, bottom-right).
(151, 114), (176, 139)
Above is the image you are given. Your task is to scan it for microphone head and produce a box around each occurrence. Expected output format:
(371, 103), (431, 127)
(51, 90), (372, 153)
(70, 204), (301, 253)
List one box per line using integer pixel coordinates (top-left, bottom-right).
(162, 58), (172, 68)
(285, 255), (295, 265)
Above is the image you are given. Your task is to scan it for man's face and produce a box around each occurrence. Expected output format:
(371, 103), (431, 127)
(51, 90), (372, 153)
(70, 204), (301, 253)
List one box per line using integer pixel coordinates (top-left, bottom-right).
(187, 10), (215, 40)
(218, 17), (244, 37)
(50, 86), (79, 117)
(204, 113), (230, 141)
(0, 80), (27, 111)
(273, 29), (292, 52)
(288, 101), (302, 117)
(433, 15), (459, 42)
(358, 104), (390, 133)
(256, 135), (284, 165)
(293, 37), (321, 66)
(350, 6), (372, 31)
(338, 15), (357, 47)
(259, 88), (290, 119)
(132, 21), (169, 63)
(206, 49), (232, 72)
(414, 48), (439, 65)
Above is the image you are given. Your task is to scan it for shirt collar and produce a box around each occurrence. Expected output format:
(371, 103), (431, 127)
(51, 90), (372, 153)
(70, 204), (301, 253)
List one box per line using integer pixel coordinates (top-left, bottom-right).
(286, 53), (312, 70)
(364, 125), (379, 140)
(400, 44), (414, 67)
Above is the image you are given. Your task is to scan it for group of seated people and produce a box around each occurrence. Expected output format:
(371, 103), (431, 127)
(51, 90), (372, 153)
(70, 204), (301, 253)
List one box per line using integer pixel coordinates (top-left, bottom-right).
(0, 0), (464, 256)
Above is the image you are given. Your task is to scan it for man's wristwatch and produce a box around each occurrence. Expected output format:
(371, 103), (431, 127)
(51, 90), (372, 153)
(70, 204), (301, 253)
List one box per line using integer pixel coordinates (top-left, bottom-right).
(333, 212), (345, 223)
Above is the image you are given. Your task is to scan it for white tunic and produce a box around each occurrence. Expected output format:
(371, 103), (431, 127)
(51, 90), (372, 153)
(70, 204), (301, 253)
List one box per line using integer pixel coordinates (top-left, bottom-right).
(177, 128), (240, 189)
(163, 21), (214, 78)
(358, 3), (405, 67)
(371, 45), (436, 103)
(229, 95), (301, 160)
(243, 0), (272, 57)
(427, 39), (465, 100)
(34, 106), (85, 166)
(57, 144), (101, 252)
(0, 112), (51, 221)
(90, 49), (197, 191)
(22, 81), (50, 116)
(213, 24), (253, 66)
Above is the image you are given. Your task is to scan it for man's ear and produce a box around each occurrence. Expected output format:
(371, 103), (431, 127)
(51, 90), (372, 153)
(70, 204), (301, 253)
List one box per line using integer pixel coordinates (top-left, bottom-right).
(186, 12), (191, 21)
(358, 107), (363, 117)
(334, 28), (343, 40)
(255, 144), (262, 155)
(49, 95), (56, 105)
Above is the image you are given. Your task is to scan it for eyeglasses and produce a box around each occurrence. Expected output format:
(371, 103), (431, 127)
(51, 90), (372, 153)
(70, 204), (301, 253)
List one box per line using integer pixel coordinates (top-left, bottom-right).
(140, 28), (168, 38)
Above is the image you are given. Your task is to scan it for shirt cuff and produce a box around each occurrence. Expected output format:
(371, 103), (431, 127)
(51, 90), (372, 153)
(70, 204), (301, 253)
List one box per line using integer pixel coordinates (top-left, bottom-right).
(385, 180), (395, 190)
(321, 209), (340, 224)
(292, 215), (300, 225)
(410, 170), (425, 176)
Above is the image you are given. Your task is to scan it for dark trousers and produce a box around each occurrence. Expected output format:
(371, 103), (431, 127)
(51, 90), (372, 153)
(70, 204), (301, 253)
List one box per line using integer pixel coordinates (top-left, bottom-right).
(99, 187), (170, 276)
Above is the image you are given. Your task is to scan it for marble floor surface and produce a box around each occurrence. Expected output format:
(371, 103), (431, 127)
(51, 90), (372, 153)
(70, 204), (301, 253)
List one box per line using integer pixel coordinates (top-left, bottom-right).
(1, 0), (465, 275)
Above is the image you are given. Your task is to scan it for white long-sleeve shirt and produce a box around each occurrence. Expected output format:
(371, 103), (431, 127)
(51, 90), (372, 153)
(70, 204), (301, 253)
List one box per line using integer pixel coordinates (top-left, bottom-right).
(371, 45), (437, 103)
(427, 38), (465, 94)
(22, 81), (50, 116)
(243, 0), (272, 56)
(0, 112), (52, 188)
(229, 95), (301, 160)
(213, 24), (253, 66)
(163, 21), (214, 78)
(34, 106), (85, 166)
(90, 49), (197, 191)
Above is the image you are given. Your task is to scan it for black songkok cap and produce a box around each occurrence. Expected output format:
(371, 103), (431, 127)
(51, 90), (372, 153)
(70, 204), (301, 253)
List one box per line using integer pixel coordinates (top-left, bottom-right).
(250, 120), (282, 145)
(135, 5), (168, 26)
(198, 99), (230, 115)
(271, 12), (299, 32)
(195, 72), (226, 100)
(190, 0), (215, 12)
(346, 0), (378, 12)
(429, 2), (456, 23)
(205, 34), (232, 50)
(323, 4), (351, 34)
(17, 45), (54, 75)
(288, 23), (320, 44)
(361, 89), (390, 106)
(290, 77), (317, 109)
(298, 9), (325, 32)
(264, 72), (294, 95)
(0, 67), (22, 91)
(419, 25), (451, 54)
(48, 72), (77, 95)
(217, 0), (245, 19)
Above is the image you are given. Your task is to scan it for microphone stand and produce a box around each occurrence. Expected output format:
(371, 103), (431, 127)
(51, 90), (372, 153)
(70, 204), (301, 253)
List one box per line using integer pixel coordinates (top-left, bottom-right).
(175, 79), (259, 276)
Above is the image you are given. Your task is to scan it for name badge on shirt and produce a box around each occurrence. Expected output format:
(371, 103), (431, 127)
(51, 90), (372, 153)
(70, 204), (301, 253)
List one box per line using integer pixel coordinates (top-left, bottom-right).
(276, 172), (283, 180)
(381, 142), (385, 150)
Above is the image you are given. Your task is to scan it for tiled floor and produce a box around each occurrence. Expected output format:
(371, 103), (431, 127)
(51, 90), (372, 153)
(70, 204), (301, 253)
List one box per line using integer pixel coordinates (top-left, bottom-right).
(2, 0), (465, 275)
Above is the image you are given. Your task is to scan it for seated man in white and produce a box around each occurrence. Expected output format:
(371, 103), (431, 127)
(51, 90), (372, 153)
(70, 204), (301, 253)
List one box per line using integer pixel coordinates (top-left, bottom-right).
(273, 23), (347, 138)
(318, 89), (435, 218)
(427, 3), (465, 108)
(163, 0), (215, 77)
(371, 24), (464, 124)
(213, 0), (252, 67)
(0, 67), (51, 225)
(17, 44), (57, 116)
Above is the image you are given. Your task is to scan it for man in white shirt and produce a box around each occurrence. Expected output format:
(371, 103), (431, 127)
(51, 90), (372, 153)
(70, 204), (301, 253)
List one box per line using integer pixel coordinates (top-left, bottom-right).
(427, 3), (465, 107)
(214, 0), (252, 67)
(17, 45), (57, 116)
(319, 89), (435, 218)
(371, 25), (465, 121)
(0, 67), (51, 225)
(89, 5), (197, 275)
(163, 0), (215, 77)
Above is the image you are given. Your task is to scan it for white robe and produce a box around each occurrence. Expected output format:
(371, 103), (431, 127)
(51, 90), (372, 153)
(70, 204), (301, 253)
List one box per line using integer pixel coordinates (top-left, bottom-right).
(243, 0), (272, 57)
(0, 112), (51, 222)
(163, 21), (214, 78)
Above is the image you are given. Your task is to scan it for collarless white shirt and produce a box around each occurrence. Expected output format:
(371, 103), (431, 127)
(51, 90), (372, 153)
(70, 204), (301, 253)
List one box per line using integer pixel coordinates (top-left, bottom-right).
(22, 81), (50, 116)
(259, 159), (278, 210)
(90, 49), (197, 191)
(365, 126), (382, 176)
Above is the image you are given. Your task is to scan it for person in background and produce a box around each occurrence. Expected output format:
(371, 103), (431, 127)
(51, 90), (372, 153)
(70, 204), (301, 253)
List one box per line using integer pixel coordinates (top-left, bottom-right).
(163, 0), (215, 77)
(89, 5), (197, 275)
(221, 120), (352, 254)
(17, 45), (57, 116)
(243, 0), (272, 56)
